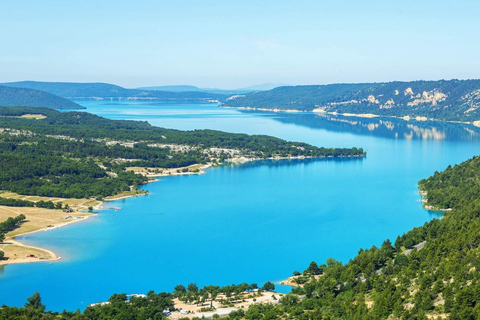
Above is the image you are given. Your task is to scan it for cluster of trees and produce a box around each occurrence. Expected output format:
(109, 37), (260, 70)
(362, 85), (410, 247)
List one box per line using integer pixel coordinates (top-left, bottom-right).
(0, 214), (25, 244)
(223, 79), (480, 121)
(173, 282), (272, 308)
(0, 142), (147, 198)
(0, 283), (274, 320)
(0, 196), (62, 209)
(0, 197), (35, 207)
(0, 291), (174, 319)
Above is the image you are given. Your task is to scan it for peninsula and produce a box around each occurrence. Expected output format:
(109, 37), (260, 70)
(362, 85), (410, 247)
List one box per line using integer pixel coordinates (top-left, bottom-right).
(0, 106), (365, 265)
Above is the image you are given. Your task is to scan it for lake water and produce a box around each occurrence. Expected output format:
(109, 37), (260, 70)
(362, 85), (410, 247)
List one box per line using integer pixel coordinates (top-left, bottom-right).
(1, 100), (480, 311)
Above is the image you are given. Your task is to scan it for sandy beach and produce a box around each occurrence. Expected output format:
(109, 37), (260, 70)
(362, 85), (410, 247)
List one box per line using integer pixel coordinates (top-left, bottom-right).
(0, 195), (95, 266)
(0, 238), (60, 266)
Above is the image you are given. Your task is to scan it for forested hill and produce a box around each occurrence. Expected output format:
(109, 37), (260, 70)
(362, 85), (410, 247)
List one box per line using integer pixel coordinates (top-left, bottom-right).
(0, 86), (83, 110)
(1, 81), (227, 101)
(0, 107), (364, 199)
(223, 79), (480, 122)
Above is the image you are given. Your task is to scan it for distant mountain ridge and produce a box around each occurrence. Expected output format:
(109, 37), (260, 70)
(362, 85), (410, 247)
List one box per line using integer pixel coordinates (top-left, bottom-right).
(223, 79), (480, 122)
(137, 83), (288, 94)
(0, 86), (83, 109)
(137, 85), (253, 95)
(137, 85), (204, 92)
(1, 81), (226, 101)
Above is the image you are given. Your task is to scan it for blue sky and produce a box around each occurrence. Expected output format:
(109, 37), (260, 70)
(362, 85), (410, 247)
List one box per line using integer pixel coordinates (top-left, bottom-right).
(1, 0), (479, 88)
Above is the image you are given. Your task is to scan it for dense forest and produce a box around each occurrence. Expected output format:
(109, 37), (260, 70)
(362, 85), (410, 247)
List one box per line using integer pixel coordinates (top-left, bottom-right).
(3, 153), (480, 318)
(0, 86), (83, 109)
(418, 156), (480, 210)
(223, 79), (480, 122)
(0, 107), (364, 199)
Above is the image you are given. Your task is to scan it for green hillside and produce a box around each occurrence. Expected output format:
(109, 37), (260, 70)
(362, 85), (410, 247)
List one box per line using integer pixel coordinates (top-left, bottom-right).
(0, 86), (83, 109)
(224, 79), (480, 122)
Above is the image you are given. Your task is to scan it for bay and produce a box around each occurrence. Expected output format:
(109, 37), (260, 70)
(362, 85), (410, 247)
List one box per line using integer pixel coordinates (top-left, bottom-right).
(1, 100), (479, 311)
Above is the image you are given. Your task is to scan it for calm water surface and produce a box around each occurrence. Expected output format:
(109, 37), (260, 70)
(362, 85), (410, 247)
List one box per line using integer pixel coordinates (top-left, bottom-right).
(1, 100), (480, 311)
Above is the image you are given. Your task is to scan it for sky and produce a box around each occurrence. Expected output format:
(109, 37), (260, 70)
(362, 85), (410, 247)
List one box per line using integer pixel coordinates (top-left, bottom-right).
(1, 0), (479, 89)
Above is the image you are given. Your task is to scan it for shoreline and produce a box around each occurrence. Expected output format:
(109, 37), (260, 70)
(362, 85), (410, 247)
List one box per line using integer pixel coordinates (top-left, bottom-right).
(0, 164), (216, 266)
(0, 213), (94, 266)
(139, 163), (213, 178)
(221, 105), (476, 126)
(0, 239), (60, 266)
(95, 164), (215, 208)
(418, 189), (452, 212)
(225, 154), (365, 164)
(279, 274), (322, 287)
(1, 156), (361, 267)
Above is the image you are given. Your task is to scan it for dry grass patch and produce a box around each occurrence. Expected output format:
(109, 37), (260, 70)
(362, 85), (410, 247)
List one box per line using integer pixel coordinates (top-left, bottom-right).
(0, 205), (92, 237)
(18, 114), (47, 120)
(0, 204), (93, 264)
(0, 241), (54, 264)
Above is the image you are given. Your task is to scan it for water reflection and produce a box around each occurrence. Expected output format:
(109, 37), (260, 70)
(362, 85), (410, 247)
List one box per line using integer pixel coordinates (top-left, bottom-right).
(240, 110), (480, 141)
(426, 210), (445, 219)
(225, 157), (365, 170)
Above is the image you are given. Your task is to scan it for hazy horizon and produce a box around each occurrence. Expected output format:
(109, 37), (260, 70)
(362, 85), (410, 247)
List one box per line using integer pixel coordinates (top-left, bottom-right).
(2, 78), (479, 92)
(1, 0), (479, 88)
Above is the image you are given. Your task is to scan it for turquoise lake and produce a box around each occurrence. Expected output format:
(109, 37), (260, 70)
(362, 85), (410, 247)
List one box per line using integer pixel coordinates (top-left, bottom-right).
(2, 100), (480, 311)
